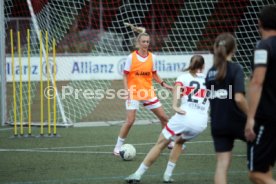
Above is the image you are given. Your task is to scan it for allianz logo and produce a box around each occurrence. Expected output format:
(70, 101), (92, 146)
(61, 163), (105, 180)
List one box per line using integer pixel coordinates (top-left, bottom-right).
(117, 58), (126, 75)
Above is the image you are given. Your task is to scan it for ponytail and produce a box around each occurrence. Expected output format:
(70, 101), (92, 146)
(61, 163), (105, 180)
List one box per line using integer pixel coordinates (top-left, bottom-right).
(214, 42), (227, 81)
(213, 33), (236, 81)
(124, 22), (148, 49)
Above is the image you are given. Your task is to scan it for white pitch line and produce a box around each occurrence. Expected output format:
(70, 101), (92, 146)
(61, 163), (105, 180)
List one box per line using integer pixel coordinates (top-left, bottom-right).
(0, 148), (114, 154)
(3, 170), (249, 184)
(31, 140), (214, 150)
(34, 142), (156, 150)
(0, 127), (13, 131)
(0, 148), (246, 157)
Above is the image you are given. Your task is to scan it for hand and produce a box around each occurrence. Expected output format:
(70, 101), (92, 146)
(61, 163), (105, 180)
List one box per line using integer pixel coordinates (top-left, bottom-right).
(245, 118), (256, 142)
(173, 106), (186, 115)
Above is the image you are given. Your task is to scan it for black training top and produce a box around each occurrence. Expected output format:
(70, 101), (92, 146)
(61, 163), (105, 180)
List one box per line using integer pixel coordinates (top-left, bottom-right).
(253, 36), (276, 123)
(206, 62), (246, 132)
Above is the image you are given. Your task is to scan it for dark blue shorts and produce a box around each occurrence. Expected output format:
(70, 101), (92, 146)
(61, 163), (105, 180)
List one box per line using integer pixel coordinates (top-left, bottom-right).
(247, 120), (276, 172)
(211, 123), (246, 152)
(212, 134), (245, 152)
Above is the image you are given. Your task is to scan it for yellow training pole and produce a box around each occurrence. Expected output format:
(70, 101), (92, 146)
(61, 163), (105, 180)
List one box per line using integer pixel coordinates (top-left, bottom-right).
(40, 31), (44, 136)
(27, 29), (32, 135)
(11, 30), (17, 136)
(18, 31), (24, 136)
(53, 39), (57, 135)
(46, 31), (51, 135)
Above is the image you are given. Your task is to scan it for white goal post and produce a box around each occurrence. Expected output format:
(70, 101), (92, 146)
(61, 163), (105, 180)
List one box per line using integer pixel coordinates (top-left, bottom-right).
(1, 0), (6, 126)
(26, 0), (68, 125)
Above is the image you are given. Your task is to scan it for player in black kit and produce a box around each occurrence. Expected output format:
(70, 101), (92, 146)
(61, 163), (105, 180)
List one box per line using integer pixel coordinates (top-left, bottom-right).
(245, 5), (276, 184)
(206, 33), (248, 184)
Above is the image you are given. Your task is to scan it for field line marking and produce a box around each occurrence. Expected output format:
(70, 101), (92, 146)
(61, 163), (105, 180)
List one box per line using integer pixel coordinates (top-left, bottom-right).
(0, 127), (13, 131)
(0, 148), (246, 157)
(3, 170), (249, 184)
(28, 140), (214, 150)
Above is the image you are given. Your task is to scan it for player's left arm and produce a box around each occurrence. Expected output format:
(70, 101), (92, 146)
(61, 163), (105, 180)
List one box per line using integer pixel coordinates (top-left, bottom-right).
(152, 72), (173, 91)
(152, 54), (173, 91)
(233, 64), (248, 115)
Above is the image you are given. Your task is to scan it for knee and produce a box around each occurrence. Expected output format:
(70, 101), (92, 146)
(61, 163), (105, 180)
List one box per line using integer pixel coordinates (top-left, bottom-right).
(125, 117), (135, 126)
(159, 115), (168, 124)
(248, 172), (263, 184)
(154, 143), (164, 151)
(155, 138), (169, 150)
(216, 154), (231, 171)
(175, 138), (185, 145)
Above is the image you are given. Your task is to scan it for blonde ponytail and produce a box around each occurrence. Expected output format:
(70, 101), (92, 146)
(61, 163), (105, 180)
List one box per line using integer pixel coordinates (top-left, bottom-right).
(124, 22), (148, 49)
(124, 22), (146, 33)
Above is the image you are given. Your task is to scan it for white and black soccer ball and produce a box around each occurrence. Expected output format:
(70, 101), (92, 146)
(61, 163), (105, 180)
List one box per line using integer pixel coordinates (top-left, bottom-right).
(119, 144), (136, 161)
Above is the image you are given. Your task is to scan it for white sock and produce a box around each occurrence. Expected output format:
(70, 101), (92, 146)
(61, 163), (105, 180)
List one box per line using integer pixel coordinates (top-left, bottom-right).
(164, 161), (176, 176)
(115, 137), (125, 148)
(135, 163), (149, 176)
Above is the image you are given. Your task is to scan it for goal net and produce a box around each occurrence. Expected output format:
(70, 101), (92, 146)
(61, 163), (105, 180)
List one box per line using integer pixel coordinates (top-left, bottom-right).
(4, 0), (268, 124)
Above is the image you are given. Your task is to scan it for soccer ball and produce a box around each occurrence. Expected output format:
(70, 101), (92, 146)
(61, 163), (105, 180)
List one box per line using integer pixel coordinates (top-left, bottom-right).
(119, 144), (136, 161)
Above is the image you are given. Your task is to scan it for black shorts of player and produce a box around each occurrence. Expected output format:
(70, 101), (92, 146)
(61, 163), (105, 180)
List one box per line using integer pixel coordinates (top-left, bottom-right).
(247, 119), (276, 173)
(211, 123), (246, 152)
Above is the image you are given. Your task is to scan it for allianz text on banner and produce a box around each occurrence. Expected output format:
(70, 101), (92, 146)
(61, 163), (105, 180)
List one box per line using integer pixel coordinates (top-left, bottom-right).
(6, 54), (213, 81)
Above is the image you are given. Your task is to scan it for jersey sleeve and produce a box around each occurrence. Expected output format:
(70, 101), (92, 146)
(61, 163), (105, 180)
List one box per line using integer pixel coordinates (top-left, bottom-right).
(233, 64), (245, 94)
(124, 54), (132, 74)
(254, 41), (269, 67)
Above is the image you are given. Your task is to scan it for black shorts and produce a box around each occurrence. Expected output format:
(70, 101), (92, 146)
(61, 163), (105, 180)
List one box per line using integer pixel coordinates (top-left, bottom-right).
(211, 124), (246, 152)
(247, 120), (276, 173)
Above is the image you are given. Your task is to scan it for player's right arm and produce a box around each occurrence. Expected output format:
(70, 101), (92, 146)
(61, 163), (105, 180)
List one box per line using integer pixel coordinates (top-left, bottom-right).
(123, 74), (128, 94)
(172, 82), (186, 115)
(123, 54), (132, 99)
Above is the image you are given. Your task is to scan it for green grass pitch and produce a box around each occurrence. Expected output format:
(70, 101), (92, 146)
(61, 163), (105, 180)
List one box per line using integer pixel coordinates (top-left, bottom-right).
(0, 124), (274, 184)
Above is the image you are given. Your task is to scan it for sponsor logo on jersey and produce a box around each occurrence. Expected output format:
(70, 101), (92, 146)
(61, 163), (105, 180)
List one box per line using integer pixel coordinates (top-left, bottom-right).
(135, 71), (151, 76)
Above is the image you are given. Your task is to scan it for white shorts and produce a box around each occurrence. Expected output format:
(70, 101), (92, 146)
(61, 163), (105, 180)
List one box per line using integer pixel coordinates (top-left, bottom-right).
(162, 112), (208, 141)
(125, 97), (162, 110)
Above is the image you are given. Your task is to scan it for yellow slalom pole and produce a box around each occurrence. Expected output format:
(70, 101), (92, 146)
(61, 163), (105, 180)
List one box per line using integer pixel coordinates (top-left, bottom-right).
(27, 29), (32, 135)
(46, 31), (51, 136)
(18, 31), (23, 136)
(53, 39), (57, 135)
(11, 30), (17, 136)
(40, 31), (44, 136)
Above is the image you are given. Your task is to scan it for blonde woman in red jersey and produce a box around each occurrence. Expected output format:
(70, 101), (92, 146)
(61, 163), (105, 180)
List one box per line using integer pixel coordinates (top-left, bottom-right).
(113, 28), (173, 156)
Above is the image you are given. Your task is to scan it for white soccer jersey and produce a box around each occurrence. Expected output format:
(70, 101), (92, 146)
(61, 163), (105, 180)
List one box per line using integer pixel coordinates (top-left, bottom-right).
(162, 71), (210, 141)
(175, 72), (209, 116)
